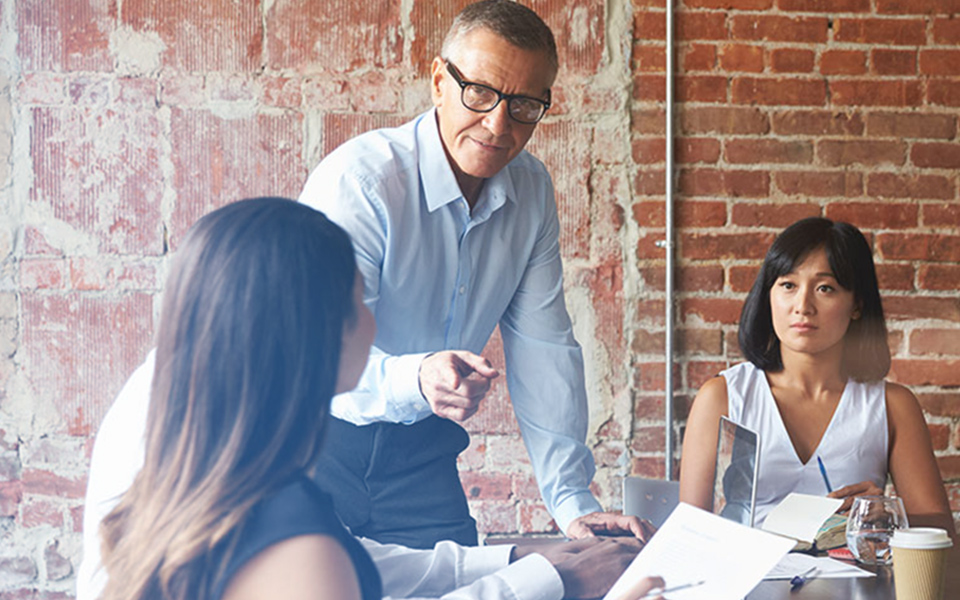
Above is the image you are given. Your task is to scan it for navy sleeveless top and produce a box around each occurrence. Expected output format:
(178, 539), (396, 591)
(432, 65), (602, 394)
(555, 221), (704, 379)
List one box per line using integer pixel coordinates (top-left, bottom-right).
(210, 474), (382, 600)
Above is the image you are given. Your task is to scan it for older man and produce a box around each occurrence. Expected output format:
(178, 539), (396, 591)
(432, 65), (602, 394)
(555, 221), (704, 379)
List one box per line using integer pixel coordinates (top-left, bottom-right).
(301, 0), (650, 549)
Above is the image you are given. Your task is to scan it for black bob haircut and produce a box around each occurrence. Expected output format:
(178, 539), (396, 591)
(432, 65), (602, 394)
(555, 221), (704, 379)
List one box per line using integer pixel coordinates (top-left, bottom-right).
(738, 217), (890, 382)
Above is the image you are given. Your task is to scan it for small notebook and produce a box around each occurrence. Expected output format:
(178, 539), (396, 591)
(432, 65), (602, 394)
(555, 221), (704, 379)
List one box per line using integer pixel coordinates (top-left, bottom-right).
(797, 513), (848, 552)
(761, 492), (843, 547)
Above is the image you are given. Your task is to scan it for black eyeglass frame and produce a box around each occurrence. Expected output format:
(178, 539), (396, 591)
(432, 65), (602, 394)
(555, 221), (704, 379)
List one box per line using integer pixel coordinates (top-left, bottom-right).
(444, 60), (551, 125)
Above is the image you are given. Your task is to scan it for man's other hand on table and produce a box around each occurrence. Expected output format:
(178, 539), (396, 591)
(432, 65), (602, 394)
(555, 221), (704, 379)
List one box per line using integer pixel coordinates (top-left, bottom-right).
(566, 511), (657, 542)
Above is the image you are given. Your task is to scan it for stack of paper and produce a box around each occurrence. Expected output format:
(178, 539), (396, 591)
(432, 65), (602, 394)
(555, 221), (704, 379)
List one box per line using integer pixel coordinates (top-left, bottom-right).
(603, 503), (795, 600)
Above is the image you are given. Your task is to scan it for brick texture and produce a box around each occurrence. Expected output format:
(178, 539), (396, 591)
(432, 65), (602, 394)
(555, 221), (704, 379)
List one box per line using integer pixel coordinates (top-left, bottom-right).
(2, 2), (960, 595)
(30, 108), (165, 255)
(265, 1), (402, 71)
(21, 293), (154, 436)
(169, 109), (304, 247)
(529, 0), (606, 77)
(124, 0), (263, 72)
(17, 1), (114, 72)
(527, 121), (593, 261)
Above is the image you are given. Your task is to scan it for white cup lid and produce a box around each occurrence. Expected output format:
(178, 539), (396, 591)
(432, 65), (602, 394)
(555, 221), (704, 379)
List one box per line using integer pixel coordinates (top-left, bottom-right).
(890, 528), (953, 550)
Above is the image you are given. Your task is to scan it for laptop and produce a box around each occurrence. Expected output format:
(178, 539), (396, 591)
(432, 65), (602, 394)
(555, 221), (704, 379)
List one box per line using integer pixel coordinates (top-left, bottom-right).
(713, 416), (760, 527)
(622, 416), (760, 528)
(622, 476), (680, 529)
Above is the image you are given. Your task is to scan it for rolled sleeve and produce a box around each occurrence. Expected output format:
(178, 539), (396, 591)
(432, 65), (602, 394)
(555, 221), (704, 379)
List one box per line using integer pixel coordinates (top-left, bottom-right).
(468, 553), (564, 600)
(366, 538), (563, 600)
(332, 349), (434, 424)
(377, 351), (434, 423)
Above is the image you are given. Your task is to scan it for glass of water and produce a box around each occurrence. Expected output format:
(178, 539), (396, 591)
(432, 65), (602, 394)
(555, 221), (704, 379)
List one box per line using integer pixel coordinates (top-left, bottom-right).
(845, 495), (909, 565)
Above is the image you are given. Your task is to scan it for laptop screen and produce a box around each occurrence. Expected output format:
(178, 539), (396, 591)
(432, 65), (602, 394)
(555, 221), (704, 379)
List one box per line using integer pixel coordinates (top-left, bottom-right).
(713, 416), (760, 527)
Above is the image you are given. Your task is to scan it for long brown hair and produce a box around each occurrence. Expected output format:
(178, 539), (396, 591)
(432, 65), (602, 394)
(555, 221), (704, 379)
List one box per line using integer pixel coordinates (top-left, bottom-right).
(99, 197), (357, 600)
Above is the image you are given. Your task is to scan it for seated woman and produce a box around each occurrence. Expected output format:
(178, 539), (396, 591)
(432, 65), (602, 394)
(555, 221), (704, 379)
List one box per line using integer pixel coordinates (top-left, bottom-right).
(95, 197), (663, 600)
(679, 217), (954, 536)
(98, 197), (382, 600)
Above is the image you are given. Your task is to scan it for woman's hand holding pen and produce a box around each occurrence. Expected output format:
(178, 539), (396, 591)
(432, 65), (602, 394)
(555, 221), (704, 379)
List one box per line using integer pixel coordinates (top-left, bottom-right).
(828, 480), (885, 512)
(816, 456), (884, 512)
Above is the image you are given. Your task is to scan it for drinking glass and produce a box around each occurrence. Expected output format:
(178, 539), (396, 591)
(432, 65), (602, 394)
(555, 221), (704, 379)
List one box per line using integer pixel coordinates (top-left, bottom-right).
(845, 495), (909, 565)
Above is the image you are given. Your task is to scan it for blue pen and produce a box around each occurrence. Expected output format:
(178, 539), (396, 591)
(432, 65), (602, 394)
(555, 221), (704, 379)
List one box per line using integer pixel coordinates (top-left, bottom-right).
(791, 566), (819, 590)
(816, 456), (833, 493)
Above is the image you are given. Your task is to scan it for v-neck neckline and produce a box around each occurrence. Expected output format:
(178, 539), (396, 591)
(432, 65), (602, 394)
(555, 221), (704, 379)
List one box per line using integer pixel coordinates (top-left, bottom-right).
(760, 372), (851, 467)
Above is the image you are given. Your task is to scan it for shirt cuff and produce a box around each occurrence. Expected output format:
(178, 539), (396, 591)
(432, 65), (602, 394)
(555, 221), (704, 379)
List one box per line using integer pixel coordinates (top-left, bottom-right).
(385, 351), (433, 423)
(552, 491), (604, 535)
(493, 554), (564, 600)
(459, 543), (514, 584)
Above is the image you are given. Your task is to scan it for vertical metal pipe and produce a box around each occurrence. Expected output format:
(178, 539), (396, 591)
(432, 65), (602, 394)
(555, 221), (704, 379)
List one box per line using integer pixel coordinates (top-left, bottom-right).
(663, 0), (676, 480)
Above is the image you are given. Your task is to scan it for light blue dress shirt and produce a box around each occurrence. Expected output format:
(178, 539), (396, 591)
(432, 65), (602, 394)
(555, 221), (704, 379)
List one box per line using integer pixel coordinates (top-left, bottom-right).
(299, 109), (601, 532)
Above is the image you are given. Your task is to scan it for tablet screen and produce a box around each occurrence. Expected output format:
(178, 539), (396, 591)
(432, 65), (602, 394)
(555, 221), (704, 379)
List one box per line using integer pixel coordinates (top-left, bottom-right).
(713, 416), (760, 527)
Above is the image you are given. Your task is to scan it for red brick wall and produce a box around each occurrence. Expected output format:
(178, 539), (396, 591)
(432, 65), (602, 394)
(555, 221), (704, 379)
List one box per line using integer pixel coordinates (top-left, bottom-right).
(631, 0), (959, 514)
(0, 0), (957, 596)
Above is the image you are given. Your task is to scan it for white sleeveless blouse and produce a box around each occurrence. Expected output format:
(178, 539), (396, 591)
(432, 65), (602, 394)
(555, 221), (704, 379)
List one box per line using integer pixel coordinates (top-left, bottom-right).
(722, 362), (888, 527)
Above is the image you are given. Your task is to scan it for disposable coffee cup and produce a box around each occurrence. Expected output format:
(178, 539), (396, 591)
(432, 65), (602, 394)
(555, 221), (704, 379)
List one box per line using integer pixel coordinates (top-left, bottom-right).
(890, 528), (953, 600)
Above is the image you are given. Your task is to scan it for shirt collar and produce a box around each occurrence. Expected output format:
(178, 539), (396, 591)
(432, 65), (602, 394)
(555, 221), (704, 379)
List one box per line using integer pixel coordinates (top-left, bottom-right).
(417, 109), (517, 217)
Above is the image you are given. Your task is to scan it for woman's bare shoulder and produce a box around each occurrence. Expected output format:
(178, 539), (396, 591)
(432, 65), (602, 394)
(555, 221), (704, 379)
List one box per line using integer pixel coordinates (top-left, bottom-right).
(884, 381), (923, 418)
(884, 380), (915, 401)
(694, 376), (729, 411)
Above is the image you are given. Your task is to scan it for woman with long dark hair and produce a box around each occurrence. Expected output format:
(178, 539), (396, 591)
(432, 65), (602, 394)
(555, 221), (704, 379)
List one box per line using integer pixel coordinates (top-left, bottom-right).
(98, 197), (379, 600)
(679, 217), (953, 535)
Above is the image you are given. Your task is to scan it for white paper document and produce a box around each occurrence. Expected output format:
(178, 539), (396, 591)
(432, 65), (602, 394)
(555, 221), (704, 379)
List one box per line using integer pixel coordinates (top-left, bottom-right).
(761, 493), (843, 543)
(765, 553), (874, 580)
(603, 503), (795, 600)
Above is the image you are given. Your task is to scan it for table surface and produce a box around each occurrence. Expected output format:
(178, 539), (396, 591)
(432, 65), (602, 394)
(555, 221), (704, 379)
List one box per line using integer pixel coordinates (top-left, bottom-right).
(494, 536), (960, 599)
(747, 546), (959, 600)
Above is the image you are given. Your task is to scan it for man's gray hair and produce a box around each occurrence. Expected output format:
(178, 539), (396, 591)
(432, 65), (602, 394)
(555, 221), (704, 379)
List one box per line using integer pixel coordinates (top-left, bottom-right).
(441, 0), (558, 71)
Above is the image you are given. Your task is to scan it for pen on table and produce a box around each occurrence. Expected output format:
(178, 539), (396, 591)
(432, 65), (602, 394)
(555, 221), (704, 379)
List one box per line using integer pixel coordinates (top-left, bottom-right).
(635, 580), (706, 599)
(790, 566), (819, 590)
(816, 455), (833, 493)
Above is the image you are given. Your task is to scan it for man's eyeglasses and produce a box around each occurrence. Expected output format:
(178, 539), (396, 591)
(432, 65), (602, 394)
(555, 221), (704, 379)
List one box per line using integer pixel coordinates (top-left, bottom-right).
(444, 60), (551, 125)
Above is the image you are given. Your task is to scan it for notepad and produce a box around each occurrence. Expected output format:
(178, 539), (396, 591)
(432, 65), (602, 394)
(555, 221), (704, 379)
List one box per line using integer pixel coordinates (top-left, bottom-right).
(765, 553), (874, 580)
(761, 492), (843, 545)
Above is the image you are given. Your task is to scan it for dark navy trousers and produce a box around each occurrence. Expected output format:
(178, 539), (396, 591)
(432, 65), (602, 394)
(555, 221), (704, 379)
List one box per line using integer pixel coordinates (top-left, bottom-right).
(312, 415), (478, 549)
